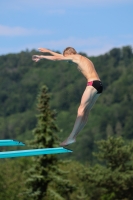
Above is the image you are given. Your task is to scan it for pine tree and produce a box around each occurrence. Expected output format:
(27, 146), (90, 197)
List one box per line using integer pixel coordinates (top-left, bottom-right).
(25, 86), (76, 200)
(77, 137), (133, 200)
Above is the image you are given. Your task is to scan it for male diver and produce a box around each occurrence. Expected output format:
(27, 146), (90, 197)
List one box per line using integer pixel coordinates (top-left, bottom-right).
(32, 47), (103, 146)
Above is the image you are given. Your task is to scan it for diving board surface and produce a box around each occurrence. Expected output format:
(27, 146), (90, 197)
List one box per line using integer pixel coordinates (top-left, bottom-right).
(0, 140), (25, 146)
(0, 147), (72, 158)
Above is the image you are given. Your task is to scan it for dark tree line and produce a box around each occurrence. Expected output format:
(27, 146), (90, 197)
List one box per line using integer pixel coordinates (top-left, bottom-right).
(0, 46), (133, 162)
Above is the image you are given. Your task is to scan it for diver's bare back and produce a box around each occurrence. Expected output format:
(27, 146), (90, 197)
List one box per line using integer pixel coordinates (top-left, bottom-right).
(72, 54), (100, 82)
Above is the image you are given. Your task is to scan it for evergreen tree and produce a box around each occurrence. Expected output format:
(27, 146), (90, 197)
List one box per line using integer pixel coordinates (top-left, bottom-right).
(78, 137), (133, 200)
(25, 86), (76, 200)
(0, 158), (28, 200)
(0, 172), (6, 200)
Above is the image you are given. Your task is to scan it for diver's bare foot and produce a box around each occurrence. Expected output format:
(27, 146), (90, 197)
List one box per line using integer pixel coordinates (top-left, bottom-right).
(60, 138), (76, 146)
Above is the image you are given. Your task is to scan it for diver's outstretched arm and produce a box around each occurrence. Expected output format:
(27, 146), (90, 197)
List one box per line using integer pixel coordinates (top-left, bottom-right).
(38, 48), (61, 56)
(32, 54), (72, 62)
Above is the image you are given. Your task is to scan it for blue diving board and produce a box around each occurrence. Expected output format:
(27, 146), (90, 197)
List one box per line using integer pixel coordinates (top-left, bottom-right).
(0, 140), (25, 146)
(0, 147), (72, 158)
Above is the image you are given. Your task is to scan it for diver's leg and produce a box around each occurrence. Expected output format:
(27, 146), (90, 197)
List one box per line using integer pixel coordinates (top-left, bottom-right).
(60, 86), (100, 146)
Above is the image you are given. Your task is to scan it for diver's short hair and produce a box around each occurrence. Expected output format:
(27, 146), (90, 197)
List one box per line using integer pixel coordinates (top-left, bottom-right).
(63, 47), (77, 55)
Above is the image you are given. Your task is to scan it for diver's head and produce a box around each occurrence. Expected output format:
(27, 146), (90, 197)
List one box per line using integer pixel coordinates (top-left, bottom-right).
(63, 47), (77, 56)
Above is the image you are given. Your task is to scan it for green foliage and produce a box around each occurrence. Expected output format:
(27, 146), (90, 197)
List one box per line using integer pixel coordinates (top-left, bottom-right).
(0, 158), (30, 200)
(25, 86), (75, 200)
(0, 46), (133, 162)
(1, 46), (133, 199)
(77, 137), (133, 200)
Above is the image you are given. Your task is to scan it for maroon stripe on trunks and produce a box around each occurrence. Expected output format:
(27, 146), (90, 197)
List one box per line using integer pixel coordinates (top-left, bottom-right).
(87, 81), (93, 86)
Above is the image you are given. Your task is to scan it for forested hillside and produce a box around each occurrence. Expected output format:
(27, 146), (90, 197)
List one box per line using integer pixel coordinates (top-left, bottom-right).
(0, 46), (133, 162)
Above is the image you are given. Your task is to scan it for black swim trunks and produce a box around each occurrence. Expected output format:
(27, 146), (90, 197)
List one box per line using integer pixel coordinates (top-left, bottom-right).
(87, 80), (103, 94)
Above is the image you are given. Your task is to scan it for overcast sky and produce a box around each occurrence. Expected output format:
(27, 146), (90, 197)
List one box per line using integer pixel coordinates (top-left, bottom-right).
(0, 0), (133, 56)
